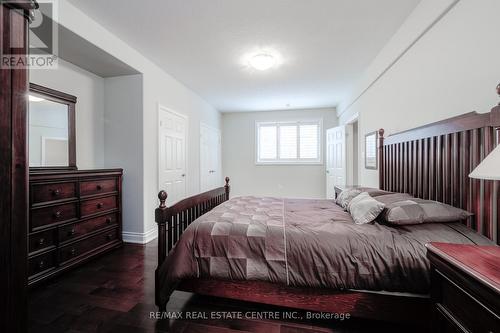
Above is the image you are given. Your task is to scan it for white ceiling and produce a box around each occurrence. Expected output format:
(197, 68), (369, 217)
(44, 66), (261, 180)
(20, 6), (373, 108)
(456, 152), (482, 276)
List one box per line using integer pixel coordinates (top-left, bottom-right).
(68, 0), (420, 112)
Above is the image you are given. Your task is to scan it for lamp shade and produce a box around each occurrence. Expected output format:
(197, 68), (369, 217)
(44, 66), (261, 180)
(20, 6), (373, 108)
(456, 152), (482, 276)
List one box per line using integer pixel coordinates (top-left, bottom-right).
(469, 145), (500, 180)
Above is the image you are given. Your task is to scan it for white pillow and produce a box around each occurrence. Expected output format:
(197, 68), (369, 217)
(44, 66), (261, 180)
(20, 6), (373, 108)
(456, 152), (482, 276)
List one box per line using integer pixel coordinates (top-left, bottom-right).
(348, 192), (385, 224)
(336, 189), (361, 210)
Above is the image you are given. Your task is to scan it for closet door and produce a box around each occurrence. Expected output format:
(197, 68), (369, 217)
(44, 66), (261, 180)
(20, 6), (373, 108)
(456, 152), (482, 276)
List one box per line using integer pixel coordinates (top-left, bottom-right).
(158, 106), (187, 205)
(0, 1), (37, 331)
(200, 123), (221, 192)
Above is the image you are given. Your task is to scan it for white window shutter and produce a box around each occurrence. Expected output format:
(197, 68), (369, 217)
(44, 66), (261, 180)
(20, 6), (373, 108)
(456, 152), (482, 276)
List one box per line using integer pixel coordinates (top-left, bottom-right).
(258, 125), (277, 160)
(256, 120), (321, 164)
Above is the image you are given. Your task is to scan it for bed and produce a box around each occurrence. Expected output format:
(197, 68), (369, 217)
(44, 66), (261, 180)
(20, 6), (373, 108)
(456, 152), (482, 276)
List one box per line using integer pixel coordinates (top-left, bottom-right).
(154, 87), (500, 326)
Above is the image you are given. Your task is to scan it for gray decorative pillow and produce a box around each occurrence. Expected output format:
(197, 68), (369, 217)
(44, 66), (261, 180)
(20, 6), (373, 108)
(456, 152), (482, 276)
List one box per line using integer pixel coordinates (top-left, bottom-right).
(380, 198), (473, 225)
(347, 192), (386, 225)
(374, 193), (413, 205)
(336, 189), (361, 210)
(355, 187), (394, 197)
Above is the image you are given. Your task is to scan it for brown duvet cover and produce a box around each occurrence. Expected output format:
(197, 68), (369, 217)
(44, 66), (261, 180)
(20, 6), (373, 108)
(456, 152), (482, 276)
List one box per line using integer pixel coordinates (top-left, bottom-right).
(157, 196), (492, 305)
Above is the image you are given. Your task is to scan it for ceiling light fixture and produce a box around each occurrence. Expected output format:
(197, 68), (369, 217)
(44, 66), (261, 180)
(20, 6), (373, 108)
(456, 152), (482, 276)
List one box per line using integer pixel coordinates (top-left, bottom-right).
(248, 53), (276, 71)
(29, 95), (45, 102)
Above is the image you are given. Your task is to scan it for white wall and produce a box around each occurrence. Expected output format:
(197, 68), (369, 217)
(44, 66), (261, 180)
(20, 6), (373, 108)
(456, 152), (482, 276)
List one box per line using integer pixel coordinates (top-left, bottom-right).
(338, 0), (500, 187)
(56, 1), (221, 242)
(30, 59), (105, 169)
(222, 108), (337, 198)
(103, 75), (144, 242)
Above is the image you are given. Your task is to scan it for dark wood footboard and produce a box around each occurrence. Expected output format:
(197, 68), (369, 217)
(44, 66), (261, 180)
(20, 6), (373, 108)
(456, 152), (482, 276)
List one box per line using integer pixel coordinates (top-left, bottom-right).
(154, 177), (230, 307)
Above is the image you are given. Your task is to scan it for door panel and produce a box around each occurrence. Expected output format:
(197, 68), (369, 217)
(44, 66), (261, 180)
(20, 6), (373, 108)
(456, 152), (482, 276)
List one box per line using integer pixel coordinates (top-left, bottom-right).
(159, 107), (187, 205)
(200, 123), (221, 192)
(326, 126), (347, 199)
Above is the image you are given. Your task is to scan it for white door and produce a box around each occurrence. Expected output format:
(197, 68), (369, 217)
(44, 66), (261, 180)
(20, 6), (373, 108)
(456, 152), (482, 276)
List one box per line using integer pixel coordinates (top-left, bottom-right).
(326, 126), (347, 198)
(200, 123), (221, 192)
(159, 106), (187, 205)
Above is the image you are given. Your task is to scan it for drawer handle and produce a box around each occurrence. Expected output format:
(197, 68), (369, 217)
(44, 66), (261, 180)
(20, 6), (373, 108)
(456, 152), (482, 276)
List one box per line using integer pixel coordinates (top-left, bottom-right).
(38, 260), (45, 270)
(105, 217), (112, 224)
(70, 248), (76, 256)
(97, 202), (104, 209)
(52, 189), (61, 197)
(53, 211), (62, 219)
(37, 238), (45, 247)
(106, 233), (113, 240)
(96, 185), (103, 190)
(68, 228), (76, 236)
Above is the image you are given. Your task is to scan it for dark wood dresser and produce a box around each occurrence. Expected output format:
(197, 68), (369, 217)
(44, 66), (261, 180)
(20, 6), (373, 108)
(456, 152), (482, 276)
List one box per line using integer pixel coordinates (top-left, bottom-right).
(426, 242), (500, 333)
(28, 169), (123, 286)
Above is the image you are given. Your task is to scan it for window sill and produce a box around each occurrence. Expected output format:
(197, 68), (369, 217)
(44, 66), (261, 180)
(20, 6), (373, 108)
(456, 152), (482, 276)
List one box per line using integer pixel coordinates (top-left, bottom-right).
(255, 162), (324, 166)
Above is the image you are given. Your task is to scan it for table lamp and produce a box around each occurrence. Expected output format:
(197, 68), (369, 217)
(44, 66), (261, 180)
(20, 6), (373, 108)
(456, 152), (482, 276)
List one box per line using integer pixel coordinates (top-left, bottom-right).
(469, 83), (500, 180)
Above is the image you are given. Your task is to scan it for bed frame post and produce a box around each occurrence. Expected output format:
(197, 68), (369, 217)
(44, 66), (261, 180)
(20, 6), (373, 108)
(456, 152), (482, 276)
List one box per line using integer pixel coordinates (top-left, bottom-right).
(156, 190), (169, 266)
(225, 176), (230, 200)
(155, 190), (169, 310)
(492, 84), (500, 244)
(378, 128), (385, 190)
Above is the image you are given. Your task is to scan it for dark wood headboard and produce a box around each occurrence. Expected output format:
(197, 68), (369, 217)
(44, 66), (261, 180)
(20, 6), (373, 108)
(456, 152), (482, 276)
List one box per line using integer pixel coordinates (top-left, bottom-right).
(378, 85), (500, 244)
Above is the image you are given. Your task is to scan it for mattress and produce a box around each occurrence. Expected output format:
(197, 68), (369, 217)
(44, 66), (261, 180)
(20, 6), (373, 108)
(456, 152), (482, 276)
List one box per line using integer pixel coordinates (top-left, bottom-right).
(157, 196), (492, 305)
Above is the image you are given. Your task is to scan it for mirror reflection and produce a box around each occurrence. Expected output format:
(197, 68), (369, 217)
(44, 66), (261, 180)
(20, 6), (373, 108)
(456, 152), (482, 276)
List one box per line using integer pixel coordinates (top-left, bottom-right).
(29, 95), (69, 167)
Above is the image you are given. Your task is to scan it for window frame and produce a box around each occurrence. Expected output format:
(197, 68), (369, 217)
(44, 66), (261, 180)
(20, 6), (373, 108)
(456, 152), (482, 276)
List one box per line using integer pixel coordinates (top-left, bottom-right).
(255, 119), (323, 165)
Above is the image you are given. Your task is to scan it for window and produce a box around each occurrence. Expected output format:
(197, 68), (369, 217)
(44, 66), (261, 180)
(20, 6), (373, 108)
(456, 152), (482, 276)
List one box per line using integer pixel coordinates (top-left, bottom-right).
(256, 120), (322, 164)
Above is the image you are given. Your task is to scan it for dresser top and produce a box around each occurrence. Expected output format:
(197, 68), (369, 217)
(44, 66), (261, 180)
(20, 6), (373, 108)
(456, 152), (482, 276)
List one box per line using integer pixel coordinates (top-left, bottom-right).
(30, 168), (123, 178)
(426, 242), (500, 293)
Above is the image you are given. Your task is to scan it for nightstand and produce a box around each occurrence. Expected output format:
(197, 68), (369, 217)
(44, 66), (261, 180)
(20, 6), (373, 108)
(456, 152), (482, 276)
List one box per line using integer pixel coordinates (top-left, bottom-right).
(426, 242), (500, 333)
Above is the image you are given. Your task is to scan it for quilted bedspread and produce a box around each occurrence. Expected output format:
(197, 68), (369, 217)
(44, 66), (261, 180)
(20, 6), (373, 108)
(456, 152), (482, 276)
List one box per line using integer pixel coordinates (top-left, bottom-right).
(157, 196), (491, 304)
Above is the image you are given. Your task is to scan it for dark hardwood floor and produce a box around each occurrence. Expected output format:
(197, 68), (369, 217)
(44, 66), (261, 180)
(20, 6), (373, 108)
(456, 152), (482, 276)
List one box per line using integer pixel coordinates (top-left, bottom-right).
(29, 241), (420, 332)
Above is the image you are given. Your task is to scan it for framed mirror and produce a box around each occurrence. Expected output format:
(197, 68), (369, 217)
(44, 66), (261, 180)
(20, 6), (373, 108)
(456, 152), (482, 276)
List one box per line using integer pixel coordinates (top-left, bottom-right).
(365, 131), (378, 170)
(29, 83), (77, 170)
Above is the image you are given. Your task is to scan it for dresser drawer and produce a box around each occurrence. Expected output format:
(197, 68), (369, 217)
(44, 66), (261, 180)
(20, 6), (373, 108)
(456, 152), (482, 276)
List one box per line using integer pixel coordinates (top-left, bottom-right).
(29, 229), (56, 254)
(31, 202), (78, 230)
(59, 213), (118, 243)
(80, 178), (117, 197)
(80, 196), (117, 218)
(59, 228), (119, 264)
(437, 271), (499, 333)
(28, 250), (57, 279)
(32, 181), (77, 205)
(435, 305), (468, 333)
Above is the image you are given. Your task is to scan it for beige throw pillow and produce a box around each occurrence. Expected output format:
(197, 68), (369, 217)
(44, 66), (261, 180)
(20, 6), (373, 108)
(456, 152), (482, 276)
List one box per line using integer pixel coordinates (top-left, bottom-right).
(348, 192), (386, 225)
(336, 189), (361, 210)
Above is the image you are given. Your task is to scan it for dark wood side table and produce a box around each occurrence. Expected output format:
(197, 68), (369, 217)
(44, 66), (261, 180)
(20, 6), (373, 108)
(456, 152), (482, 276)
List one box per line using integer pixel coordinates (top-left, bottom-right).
(426, 242), (500, 333)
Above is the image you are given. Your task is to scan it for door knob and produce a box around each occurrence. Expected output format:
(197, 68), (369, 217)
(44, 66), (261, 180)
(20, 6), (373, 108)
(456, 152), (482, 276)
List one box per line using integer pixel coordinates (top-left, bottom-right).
(181, 174), (186, 177)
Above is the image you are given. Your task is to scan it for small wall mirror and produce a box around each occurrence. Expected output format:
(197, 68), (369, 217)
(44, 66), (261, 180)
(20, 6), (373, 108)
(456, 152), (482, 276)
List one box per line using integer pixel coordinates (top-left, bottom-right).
(364, 131), (378, 170)
(29, 83), (77, 170)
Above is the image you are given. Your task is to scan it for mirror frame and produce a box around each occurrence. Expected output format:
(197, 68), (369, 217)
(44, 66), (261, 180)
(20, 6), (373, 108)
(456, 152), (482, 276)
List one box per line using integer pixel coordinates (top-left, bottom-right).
(29, 83), (77, 171)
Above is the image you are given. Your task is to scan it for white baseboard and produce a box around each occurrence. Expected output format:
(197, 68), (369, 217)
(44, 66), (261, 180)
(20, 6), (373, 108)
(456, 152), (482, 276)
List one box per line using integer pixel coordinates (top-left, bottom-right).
(122, 227), (157, 244)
